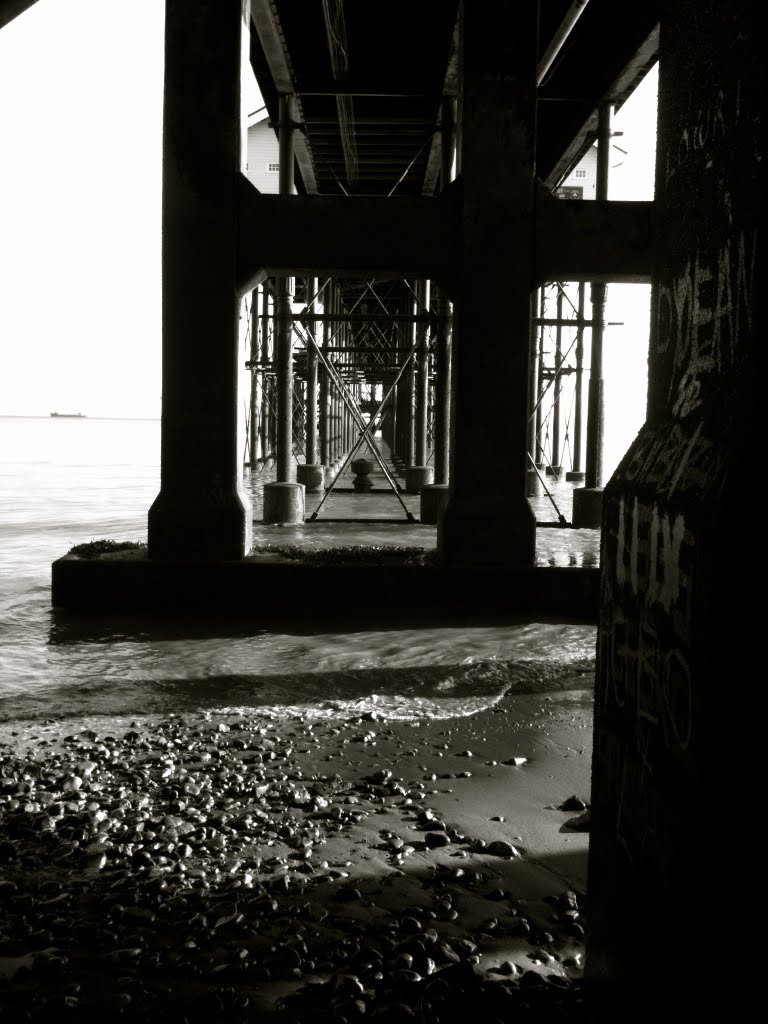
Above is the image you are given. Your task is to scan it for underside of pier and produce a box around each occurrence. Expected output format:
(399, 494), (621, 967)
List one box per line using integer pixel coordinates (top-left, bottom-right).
(3, 0), (756, 1016)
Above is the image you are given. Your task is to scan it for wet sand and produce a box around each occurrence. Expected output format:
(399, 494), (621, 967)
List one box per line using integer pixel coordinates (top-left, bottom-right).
(0, 669), (598, 1022)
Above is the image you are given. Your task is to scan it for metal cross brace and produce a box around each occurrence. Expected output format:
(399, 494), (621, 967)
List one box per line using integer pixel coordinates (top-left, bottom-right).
(296, 320), (419, 522)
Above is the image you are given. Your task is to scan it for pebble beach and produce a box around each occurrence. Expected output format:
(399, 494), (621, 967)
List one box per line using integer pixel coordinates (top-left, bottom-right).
(0, 659), (600, 1022)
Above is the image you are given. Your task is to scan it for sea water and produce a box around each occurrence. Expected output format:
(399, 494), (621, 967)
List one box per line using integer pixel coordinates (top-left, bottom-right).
(0, 416), (596, 724)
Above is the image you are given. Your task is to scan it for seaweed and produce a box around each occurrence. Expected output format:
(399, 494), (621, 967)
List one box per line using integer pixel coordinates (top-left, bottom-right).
(67, 539), (146, 559)
(250, 543), (440, 566)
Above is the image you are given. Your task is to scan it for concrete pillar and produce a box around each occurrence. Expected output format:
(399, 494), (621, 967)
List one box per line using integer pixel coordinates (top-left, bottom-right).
(148, 0), (252, 561)
(439, 0), (537, 567)
(586, 3), (759, 1017)
(264, 94), (303, 523)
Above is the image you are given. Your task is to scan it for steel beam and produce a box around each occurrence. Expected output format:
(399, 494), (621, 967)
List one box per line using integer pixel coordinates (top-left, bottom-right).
(249, 0), (318, 194)
(0, 0), (39, 30)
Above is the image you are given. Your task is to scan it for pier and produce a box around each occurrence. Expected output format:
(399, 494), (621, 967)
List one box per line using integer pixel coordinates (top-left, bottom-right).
(1, 0), (759, 1018)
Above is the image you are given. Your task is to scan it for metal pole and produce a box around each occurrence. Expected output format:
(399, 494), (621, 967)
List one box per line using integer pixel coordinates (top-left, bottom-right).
(248, 286), (260, 469)
(572, 281), (586, 473)
(585, 101), (611, 490)
(332, 285), (341, 462)
(552, 285), (564, 472)
(319, 282), (331, 468)
(305, 276), (319, 464)
(275, 94), (296, 482)
(585, 282), (606, 488)
(432, 105), (454, 485)
(261, 284), (273, 461)
(536, 1), (591, 86)
(415, 280), (430, 466)
(404, 291), (416, 469)
(433, 285), (452, 485)
(527, 289), (539, 463)
(535, 286), (545, 468)
(441, 96), (455, 190)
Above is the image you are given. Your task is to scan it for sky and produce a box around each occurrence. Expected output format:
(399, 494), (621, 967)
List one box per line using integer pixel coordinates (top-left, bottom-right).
(0, 0), (658, 428)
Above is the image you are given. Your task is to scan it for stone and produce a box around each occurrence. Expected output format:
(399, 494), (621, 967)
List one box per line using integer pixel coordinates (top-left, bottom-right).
(559, 795), (587, 811)
(485, 841), (521, 859)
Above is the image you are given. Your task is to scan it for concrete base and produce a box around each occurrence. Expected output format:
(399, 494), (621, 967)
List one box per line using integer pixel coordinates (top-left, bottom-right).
(148, 489), (252, 561)
(51, 552), (598, 621)
(262, 482), (305, 525)
(566, 470), (586, 482)
(572, 486), (604, 528)
(526, 469), (544, 496)
(419, 483), (450, 524)
(296, 464), (325, 493)
(405, 465), (434, 495)
(439, 495), (537, 568)
(545, 466), (562, 477)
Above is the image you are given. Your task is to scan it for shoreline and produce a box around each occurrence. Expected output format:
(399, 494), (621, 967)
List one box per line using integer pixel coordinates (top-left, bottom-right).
(0, 674), (595, 1020)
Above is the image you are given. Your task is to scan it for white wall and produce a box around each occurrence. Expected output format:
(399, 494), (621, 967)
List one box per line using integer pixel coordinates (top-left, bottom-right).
(245, 119), (297, 195)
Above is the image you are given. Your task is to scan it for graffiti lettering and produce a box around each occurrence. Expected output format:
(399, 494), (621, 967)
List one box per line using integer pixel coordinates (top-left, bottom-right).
(656, 228), (757, 417)
(664, 88), (734, 188)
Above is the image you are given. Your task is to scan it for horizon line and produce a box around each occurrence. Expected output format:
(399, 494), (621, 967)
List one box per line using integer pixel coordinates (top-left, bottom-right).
(0, 414), (161, 421)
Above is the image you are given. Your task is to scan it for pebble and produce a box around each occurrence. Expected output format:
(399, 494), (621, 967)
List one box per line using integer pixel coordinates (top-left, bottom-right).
(424, 832), (451, 848)
(485, 840), (522, 859)
(0, 711), (588, 1022)
(559, 795), (587, 811)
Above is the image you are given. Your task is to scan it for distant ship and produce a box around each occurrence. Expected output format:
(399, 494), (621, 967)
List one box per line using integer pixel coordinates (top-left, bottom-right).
(50, 412), (86, 418)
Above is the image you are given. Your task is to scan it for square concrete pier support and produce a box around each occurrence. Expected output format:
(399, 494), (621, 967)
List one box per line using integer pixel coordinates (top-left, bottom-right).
(439, 0), (537, 568)
(585, 1), (760, 1017)
(148, 0), (252, 561)
(571, 486), (603, 528)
